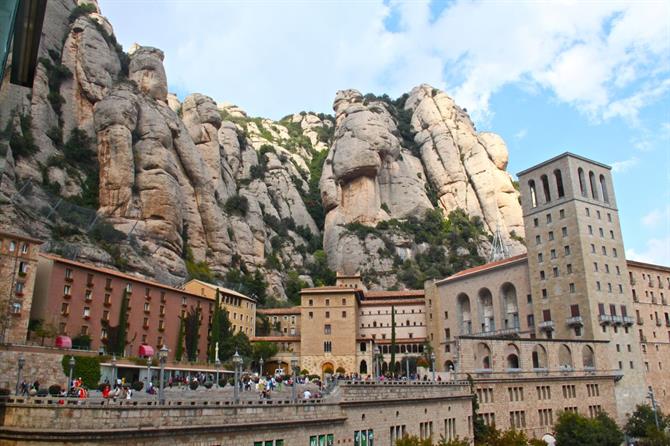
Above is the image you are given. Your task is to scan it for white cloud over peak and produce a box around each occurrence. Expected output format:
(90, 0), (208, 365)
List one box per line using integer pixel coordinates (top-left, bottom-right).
(626, 237), (670, 266)
(102, 0), (670, 123)
(611, 157), (639, 173)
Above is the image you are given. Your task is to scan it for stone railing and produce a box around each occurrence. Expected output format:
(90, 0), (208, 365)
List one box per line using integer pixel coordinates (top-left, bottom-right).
(337, 380), (471, 403)
(453, 368), (617, 381)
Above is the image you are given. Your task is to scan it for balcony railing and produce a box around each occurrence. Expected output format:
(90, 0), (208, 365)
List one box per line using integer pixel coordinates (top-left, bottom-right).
(622, 316), (634, 327)
(538, 321), (555, 331)
(598, 315), (612, 325)
(611, 315), (623, 326)
(566, 316), (583, 327)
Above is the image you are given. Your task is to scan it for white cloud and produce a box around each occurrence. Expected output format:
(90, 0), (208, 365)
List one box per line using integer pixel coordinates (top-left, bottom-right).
(611, 157), (639, 173)
(626, 237), (670, 266)
(641, 206), (670, 227)
(101, 0), (670, 122)
(514, 129), (527, 141)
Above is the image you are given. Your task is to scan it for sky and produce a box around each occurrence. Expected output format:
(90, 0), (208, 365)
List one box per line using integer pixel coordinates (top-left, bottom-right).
(99, 0), (670, 266)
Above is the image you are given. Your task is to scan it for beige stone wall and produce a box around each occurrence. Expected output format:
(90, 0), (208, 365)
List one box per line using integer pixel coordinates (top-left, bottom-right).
(359, 301), (427, 341)
(0, 347), (69, 391)
(629, 261), (670, 410)
(184, 280), (256, 337)
(0, 382), (473, 445)
(0, 234), (41, 344)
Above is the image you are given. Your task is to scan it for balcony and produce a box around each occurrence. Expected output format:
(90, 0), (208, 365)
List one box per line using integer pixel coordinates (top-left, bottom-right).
(105, 285), (113, 291)
(64, 276), (73, 283)
(566, 316), (584, 327)
(85, 296), (93, 302)
(622, 316), (635, 327)
(103, 300), (112, 307)
(611, 315), (623, 326)
(598, 314), (612, 325)
(63, 293), (72, 300)
(538, 320), (555, 331)
(86, 282), (94, 288)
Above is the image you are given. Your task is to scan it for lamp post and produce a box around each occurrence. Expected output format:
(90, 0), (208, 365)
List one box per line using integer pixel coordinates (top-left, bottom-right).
(232, 350), (241, 403)
(290, 353), (298, 402)
(111, 355), (117, 386)
(259, 357), (264, 377)
(146, 356), (153, 387)
(215, 357), (221, 388)
(15, 353), (25, 396)
(373, 346), (380, 379)
(68, 355), (76, 389)
(158, 345), (168, 405)
(647, 386), (660, 429)
(405, 357), (410, 381)
(430, 352), (436, 381)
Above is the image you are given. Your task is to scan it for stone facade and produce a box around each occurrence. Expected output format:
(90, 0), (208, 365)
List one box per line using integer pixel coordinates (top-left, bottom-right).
(0, 381), (473, 445)
(184, 279), (257, 337)
(0, 346), (72, 392)
(0, 232), (42, 344)
(629, 260), (670, 410)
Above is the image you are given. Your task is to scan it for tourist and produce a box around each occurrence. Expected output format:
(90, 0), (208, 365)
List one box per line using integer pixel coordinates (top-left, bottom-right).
(102, 385), (111, 399)
(303, 389), (311, 399)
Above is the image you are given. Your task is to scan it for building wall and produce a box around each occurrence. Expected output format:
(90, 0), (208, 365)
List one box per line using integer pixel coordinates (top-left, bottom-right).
(518, 153), (647, 421)
(0, 233), (41, 344)
(32, 255), (213, 362)
(300, 288), (360, 375)
(428, 258), (532, 371)
(629, 261), (670, 410)
(183, 280), (256, 337)
(0, 382), (473, 446)
(258, 308), (301, 337)
(455, 337), (617, 438)
(358, 300), (427, 341)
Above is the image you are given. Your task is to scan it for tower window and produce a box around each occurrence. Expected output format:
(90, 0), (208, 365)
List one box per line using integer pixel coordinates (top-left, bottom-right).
(554, 169), (565, 198)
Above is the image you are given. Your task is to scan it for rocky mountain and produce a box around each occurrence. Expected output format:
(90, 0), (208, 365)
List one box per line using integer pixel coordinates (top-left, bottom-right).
(0, 0), (524, 302)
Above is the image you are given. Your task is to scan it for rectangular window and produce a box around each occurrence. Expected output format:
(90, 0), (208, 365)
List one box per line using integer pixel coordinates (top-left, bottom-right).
(542, 289), (547, 298)
(567, 264), (572, 274)
(602, 246), (607, 255)
(613, 248), (618, 257)
(325, 311), (330, 318)
(324, 341), (332, 353)
(102, 310), (110, 321)
(569, 283), (576, 293)
(540, 271), (546, 280)
(83, 307), (90, 317)
(550, 249), (557, 259)
(309, 311), (313, 319)
(562, 227), (568, 237)
(546, 214), (552, 224)
(536, 235), (541, 245)
(61, 303), (69, 315)
(586, 207), (590, 217)
(538, 253), (543, 263)
(342, 310), (347, 318)
(534, 218), (539, 227)
(564, 245), (571, 255)
(548, 231), (554, 241)
(64, 284), (71, 296)
(553, 267), (559, 277)
(559, 209), (565, 219)
(588, 225), (593, 235)
(324, 324), (331, 334)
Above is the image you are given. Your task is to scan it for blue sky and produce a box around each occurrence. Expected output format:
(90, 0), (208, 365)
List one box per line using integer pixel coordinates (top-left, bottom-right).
(99, 0), (670, 266)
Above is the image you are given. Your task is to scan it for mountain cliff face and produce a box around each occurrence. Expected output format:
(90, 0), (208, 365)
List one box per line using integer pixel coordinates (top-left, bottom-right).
(0, 0), (524, 301)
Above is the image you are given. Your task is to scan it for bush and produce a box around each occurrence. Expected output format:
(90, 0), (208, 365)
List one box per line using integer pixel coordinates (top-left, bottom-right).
(218, 379), (227, 388)
(204, 381), (213, 389)
(335, 367), (345, 374)
(36, 389), (48, 397)
(189, 381), (199, 390)
(224, 194), (249, 216)
(63, 128), (93, 165)
(6, 114), (38, 159)
(48, 384), (61, 396)
(131, 381), (144, 391)
(69, 3), (97, 22)
(61, 355), (100, 388)
(322, 365), (334, 374)
(308, 375), (320, 381)
(300, 369), (309, 376)
(72, 334), (92, 350)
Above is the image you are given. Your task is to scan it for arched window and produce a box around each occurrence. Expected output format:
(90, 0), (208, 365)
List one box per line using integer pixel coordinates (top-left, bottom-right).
(506, 343), (521, 369)
(532, 345), (547, 369)
(541, 174), (551, 202)
(599, 175), (609, 203)
(529, 180), (538, 207)
(589, 171), (599, 200)
(476, 343), (492, 370)
(359, 360), (368, 374)
(559, 344), (573, 369)
(582, 345), (596, 369)
(578, 168), (587, 197)
(458, 293), (472, 335)
(554, 169), (565, 198)
(478, 288), (495, 333)
(501, 282), (519, 330)
(445, 360), (455, 371)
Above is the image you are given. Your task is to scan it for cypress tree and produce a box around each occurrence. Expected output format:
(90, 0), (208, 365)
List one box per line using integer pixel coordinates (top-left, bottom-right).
(175, 316), (185, 362)
(208, 289), (221, 362)
(116, 289), (128, 355)
(390, 304), (396, 376)
(184, 306), (201, 362)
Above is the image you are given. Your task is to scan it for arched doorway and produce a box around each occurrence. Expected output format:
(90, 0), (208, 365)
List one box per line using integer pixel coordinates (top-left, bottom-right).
(444, 360), (455, 371)
(359, 360), (368, 375)
(321, 361), (335, 375)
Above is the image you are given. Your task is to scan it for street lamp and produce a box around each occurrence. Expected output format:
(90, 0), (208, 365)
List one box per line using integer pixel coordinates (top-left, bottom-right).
(111, 355), (117, 386)
(158, 345), (168, 405)
(232, 350), (242, 403)
(373, 346), (380, 379)
(405, 357), (410, 381)
(15, 353), (25, 396)
(215, 357), (221, 388)
(259, 357), (264, 377)
(290, 353), (298, 402)
(647, 386), (660, 429)
(430, 352), (436, 381)
(68, 355), (76, 390)
(146, 356), (152, 387)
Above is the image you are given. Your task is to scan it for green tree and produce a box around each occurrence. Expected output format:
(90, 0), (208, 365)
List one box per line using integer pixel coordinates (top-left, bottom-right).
(208, 289), (222, 362)
(61, 355), (100, 388)
(394, 435), (469, 446)
(554, 411), (623, 446)
(101, 289), (128, 355)
(626, 404), (668, 439)
(183, 306), (201, 362)
(175, 316), (185, 362)
(390, 304), (396, 375)
(252, 341), (278, 363)
(285, 270), (308, 304)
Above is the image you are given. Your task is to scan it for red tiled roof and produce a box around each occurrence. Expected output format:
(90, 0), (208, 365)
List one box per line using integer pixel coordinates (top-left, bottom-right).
(364, 290), (424, 298)
(438, 254), (528, 283)
(258, 307), (301, 315)
(626, 259), (670, 273)
(40, 253), (202, 298)
(0, 231), (43, 244)
(251, 336), (300, 342)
